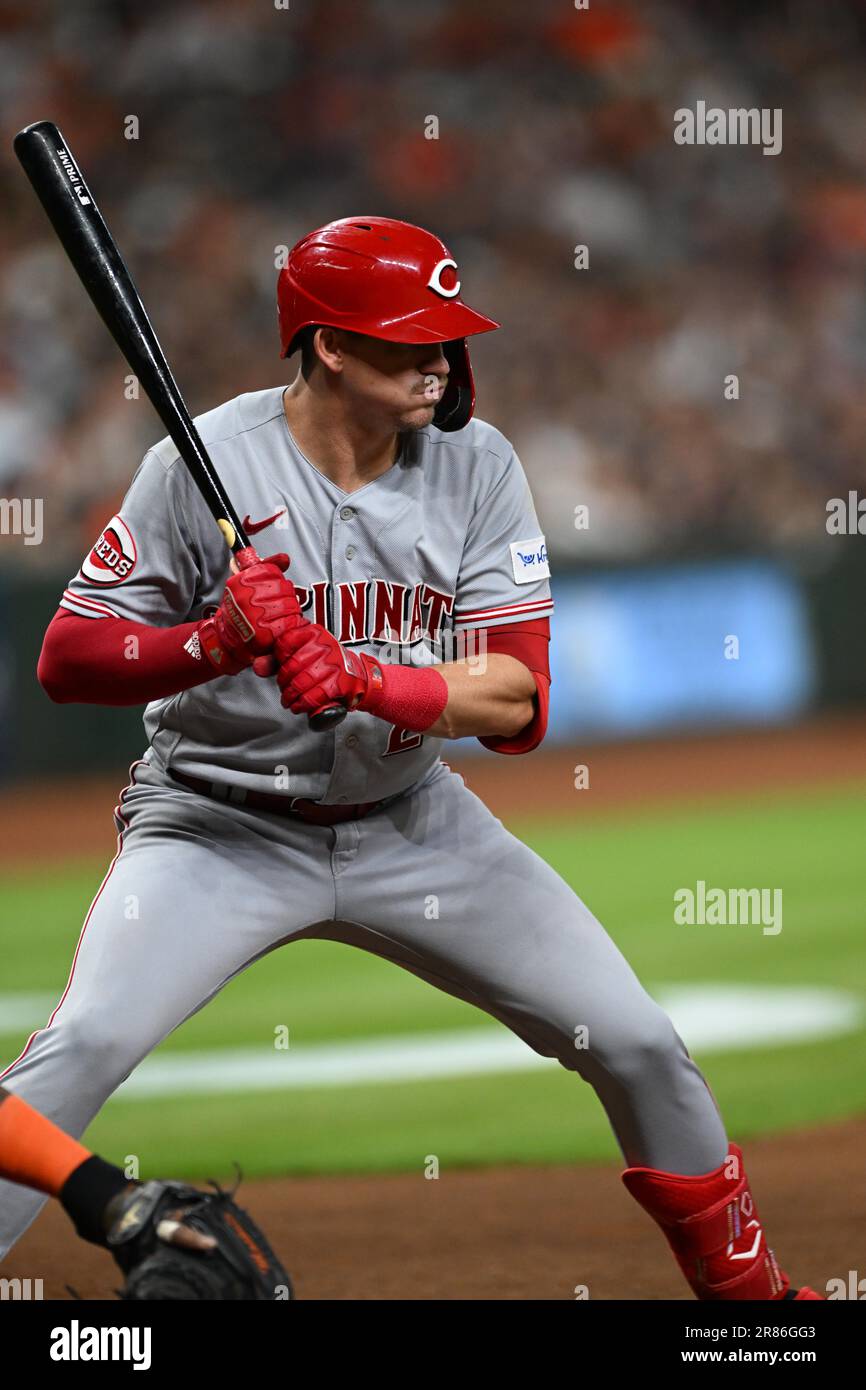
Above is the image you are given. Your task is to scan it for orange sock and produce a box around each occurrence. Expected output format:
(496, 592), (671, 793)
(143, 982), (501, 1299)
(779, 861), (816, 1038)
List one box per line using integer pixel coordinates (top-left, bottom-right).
(0, 1093), (92, 1197)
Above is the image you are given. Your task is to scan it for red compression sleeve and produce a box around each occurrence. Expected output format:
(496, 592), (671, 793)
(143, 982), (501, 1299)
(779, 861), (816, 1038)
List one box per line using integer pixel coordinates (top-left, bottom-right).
(477, 618), (551, 755)
(37, 609), (219, 706)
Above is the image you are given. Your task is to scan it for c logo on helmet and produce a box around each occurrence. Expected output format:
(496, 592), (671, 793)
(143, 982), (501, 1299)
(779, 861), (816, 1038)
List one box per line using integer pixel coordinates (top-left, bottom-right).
(427, 258), (461, 299)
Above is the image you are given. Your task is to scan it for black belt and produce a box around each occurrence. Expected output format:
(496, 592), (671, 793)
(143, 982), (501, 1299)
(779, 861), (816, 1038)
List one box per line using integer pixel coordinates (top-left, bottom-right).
(169, 769), (384, 825)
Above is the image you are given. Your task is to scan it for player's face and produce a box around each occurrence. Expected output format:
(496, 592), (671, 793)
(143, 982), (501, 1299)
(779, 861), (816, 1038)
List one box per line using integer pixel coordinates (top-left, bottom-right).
(337, 333), (450, 431)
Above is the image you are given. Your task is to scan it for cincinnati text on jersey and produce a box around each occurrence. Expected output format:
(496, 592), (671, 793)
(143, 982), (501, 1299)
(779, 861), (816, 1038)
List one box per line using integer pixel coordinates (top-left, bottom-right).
(293, 578), (454, 645)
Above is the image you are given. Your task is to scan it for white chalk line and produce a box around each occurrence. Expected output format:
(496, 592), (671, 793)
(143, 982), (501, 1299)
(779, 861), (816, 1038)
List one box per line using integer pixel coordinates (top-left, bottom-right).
(0, 984), (861, 1100)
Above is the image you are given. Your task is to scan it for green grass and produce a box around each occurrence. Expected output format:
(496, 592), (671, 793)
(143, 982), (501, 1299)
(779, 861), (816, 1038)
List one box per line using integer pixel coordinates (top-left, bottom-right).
(1, 782), (865, 1177)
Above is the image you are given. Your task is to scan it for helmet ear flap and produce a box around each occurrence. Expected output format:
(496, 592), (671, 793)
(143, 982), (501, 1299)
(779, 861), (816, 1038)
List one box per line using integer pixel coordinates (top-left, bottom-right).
(433, 340), (474, 432)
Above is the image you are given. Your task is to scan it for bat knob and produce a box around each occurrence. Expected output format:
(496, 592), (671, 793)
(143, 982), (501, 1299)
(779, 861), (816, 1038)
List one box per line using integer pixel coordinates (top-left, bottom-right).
(308, 704), (347, 732)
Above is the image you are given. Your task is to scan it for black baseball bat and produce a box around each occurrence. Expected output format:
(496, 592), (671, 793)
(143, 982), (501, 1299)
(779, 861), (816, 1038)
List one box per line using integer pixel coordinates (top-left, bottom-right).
(13, 119), (344, 731)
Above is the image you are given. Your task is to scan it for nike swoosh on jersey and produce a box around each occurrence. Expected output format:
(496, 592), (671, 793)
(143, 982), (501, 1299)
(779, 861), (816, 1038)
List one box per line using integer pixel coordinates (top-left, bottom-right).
(242, 508), (287, 535)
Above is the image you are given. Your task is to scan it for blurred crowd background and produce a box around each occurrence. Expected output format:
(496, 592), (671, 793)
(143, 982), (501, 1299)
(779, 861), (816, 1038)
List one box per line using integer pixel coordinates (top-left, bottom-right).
(3, 0), (866, 779)
(3, 0), (866, 569)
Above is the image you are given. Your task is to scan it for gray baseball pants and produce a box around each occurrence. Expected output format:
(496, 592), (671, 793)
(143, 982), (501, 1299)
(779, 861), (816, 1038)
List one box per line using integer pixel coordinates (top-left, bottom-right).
(0, 757), (727, 1257)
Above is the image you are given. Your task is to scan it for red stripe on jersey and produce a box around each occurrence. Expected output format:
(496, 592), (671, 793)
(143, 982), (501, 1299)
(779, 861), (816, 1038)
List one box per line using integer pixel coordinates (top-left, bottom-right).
(61, 589), (120, 619)
(453, 598), (552, 625)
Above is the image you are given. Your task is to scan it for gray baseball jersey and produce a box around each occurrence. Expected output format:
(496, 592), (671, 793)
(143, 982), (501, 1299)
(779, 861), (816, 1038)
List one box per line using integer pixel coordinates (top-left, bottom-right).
(0, 388), (729, 1265)
(60, 386), (554, 802)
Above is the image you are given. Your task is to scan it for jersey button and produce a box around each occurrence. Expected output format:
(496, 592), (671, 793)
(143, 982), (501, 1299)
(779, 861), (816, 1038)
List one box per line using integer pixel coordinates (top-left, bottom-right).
(345, 734), (359, 748)
(345, 545), (356, 560)
(340, 506), (355, 521)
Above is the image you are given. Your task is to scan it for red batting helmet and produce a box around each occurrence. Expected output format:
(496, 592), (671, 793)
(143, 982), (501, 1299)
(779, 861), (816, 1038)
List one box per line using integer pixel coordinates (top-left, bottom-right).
(277, 216), (499, 432)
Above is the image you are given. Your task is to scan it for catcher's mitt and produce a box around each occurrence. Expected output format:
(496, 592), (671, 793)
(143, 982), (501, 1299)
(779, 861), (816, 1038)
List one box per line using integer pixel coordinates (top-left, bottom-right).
(104, 1178), (293, 1301)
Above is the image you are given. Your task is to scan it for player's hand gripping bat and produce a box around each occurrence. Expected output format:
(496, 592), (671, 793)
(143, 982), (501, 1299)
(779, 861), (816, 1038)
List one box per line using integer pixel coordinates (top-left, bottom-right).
(13, 119), (345, 732)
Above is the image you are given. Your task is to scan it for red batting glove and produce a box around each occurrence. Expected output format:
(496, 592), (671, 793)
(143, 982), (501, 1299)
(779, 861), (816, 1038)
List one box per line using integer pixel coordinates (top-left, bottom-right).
(198, 550), (303, 677)
(273, 621), (384, 715)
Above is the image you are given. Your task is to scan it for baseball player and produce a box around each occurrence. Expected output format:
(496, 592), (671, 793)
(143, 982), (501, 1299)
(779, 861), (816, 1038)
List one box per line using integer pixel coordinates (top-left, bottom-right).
(0, 217), (819, 1300)
(0, 1085), (290, 1297)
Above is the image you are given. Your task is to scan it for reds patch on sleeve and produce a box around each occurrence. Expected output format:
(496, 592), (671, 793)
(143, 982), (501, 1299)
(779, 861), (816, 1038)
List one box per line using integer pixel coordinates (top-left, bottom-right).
(81, 514), (138, 585)
(509, 536), (550, 584)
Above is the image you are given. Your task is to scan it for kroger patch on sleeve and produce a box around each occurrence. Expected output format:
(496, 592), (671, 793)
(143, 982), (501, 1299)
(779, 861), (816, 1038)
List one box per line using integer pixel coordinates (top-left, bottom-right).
(509, 536), (550, 585)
